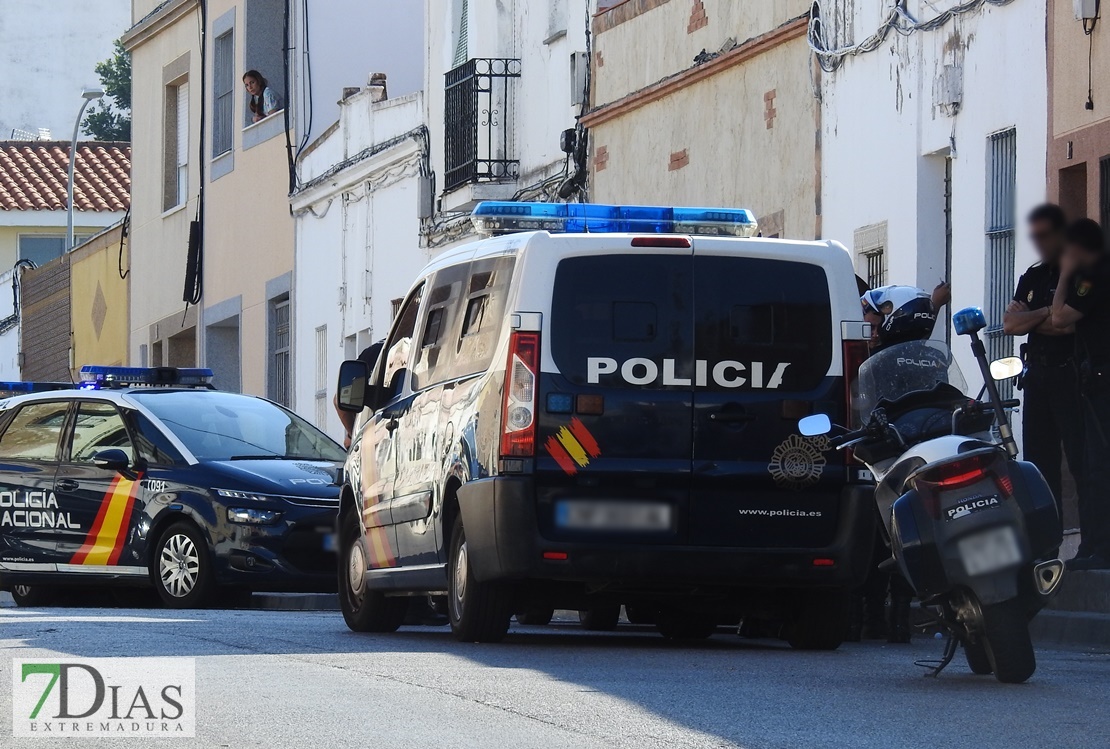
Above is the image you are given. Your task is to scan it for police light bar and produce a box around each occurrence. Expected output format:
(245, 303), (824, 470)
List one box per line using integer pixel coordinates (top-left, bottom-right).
(79, 366), (215, 387)
(0, 381), (73, 395)
(471, 202), (759, 238)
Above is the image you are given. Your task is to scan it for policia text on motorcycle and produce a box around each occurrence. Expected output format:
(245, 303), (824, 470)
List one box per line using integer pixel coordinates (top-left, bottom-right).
(1004, 204), (1088, 526)
(1051, 218), (1110, 571)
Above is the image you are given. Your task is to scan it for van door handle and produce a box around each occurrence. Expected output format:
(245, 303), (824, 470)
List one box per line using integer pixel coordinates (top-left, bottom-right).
(56, 479), (79, 492)
(709, 411), (756, 423)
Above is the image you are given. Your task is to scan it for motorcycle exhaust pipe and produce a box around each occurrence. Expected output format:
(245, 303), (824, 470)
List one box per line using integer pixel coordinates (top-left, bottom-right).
(1034, 559), (1065, 596)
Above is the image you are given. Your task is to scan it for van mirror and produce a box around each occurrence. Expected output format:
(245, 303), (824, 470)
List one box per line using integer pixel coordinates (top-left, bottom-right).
(336, 360), (376, 413)
(798, 414), (832, 437)
(990, 357), (1024, 382)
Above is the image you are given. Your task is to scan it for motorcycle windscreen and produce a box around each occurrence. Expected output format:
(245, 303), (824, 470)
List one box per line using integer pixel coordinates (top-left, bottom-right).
(689, 254), (844, 548)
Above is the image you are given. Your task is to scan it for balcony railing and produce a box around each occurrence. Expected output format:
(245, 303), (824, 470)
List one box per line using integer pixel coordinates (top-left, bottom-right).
(444, 58), (522, 193)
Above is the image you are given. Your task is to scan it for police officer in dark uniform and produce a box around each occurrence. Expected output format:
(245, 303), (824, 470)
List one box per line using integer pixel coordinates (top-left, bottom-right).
(1004, 204), (1085, 521)
(1052, 218), (1110, 570)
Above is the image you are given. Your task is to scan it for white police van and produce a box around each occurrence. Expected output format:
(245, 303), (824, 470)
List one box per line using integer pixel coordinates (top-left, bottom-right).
(336, 202), (874, 646)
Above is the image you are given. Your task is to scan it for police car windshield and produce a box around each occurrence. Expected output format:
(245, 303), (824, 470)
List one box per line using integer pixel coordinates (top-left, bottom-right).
(853, 340), (968, 417)
(129, 391), (346, 463)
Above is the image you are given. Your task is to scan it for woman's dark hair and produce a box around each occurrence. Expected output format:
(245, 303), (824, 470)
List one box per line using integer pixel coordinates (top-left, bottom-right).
(244, 70), (268, 115)
(1065, 218), (1105, 254)
(1027, 203), (1067, 232)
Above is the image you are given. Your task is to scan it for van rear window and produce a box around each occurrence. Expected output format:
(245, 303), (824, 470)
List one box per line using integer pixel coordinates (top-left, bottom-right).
(551, 254), (832, 392)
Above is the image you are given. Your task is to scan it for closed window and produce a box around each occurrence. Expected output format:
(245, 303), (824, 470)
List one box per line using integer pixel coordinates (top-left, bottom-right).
(213, 31), (235, 156)
(0, 401), (70, 461)
(985, 128), (1017, 396)
(69, 401), (135, 464)
(18, 235), (90, 266)
(269, 297), (292, 408)
(164, 80), (189, 210)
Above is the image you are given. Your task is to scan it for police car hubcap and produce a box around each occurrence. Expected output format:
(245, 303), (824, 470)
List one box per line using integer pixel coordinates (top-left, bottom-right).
(348, 543), (366, 595)
(451, 540), (468, 619)
(159, 534), (200, 598)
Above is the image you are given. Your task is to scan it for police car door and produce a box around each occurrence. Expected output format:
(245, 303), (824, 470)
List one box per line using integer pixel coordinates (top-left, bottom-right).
(690, 250), (843, 547)
(0, 400), (71, 569)
(542, 250), (694, 541)
(53, 400), (144, 575)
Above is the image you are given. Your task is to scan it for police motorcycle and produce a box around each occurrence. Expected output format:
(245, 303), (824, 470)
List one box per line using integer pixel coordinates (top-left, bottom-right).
(800, 307), (1064, 683)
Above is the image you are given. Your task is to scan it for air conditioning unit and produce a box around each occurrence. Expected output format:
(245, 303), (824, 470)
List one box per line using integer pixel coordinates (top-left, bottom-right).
(1075, 0), (1099, 21)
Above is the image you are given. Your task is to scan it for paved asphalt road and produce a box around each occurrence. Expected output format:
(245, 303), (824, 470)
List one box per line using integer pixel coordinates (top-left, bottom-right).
(1, 606), (1107, 749)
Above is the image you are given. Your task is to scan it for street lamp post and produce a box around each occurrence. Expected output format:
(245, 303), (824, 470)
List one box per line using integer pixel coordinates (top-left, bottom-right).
(66, 87), (104, 252)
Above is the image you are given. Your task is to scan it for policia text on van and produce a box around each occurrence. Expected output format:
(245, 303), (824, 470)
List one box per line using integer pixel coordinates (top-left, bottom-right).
(335, 202), (875, 648)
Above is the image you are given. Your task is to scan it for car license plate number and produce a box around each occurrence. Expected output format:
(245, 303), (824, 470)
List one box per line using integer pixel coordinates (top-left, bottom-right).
(555, 501), (671, 531)
(959, 526), (1021, 576)
(322, 533), (337, 552)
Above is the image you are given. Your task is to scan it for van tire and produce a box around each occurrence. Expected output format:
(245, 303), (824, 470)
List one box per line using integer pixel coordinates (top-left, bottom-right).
(516, 608), (555, 626)
(785, 589), (849, 651)
(152, 521), (214, 609)
(448, 515), (513, 642)
(579, 604), (621, 631)
(338, 508), (407, 633)
(11, 584), (57, 607)
(656, 614), (717, 640)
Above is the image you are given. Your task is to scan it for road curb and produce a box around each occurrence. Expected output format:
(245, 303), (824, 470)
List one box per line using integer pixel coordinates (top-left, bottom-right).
(250, 593), (339, 611)
(1031, 610), (1110, 651)
(0, 591), (13, 608)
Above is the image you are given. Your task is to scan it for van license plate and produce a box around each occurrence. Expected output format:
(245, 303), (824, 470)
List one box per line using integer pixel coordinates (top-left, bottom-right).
(555, 501), (671, 532)
(958, 526), (1021, 576)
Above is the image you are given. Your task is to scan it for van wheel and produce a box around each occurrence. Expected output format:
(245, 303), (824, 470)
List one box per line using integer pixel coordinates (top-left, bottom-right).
(516, 608), (554, 626)
(448, 515), (513, 642)
(11, 584), (57, 607)
(785, 590), (849, 651)
(338, 508), (406, 632)
(579, 604), (621, 631)
(656, 612), (717, 640)
(152, 521), (214, 609)
(964, 639), (994, 675)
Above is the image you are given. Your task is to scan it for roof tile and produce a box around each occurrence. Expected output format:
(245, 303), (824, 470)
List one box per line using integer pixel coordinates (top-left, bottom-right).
(0, 141), (131, 213)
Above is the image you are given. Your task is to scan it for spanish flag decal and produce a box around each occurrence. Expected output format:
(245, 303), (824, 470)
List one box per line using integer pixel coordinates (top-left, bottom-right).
(70, 476), (141, 566)
(544, 418), (602, 476)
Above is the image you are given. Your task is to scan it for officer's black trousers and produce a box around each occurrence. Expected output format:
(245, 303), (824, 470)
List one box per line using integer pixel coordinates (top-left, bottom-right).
(1022, 364), (1087, 519)
(1080, 390), (1110, 558)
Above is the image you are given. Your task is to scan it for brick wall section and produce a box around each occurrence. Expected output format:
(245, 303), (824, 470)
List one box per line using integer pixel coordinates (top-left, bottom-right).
(595, 145), (610, 171)
(593, 0), (672, 35)
(668, 149), (690, 171)
(688, 0), (708, 33)
(20, 257), (72, 382)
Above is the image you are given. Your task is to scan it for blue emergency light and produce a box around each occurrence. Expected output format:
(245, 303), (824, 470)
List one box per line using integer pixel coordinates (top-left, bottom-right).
(79, 366), (215, 388)
(471, 202), (759, 238)
(0, 381), (73, 395)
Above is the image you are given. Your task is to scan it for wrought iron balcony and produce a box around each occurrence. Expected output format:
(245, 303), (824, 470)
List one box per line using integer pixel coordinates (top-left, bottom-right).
(444, 58), (522, 193)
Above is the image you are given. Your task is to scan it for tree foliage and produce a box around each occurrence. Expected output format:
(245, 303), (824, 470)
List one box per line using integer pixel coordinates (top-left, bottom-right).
(82, 40), (132, 141)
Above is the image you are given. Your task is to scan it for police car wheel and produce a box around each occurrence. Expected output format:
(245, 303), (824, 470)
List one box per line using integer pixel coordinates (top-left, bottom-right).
(338, 507), (406, 633)
(152, 521), (214, 609)
(655, 614), (717, 640)
(11, 584), (57, 607)
(448, 515), (513, 643)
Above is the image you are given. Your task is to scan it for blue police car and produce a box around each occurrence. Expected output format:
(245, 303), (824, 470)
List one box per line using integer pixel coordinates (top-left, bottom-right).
(0, 366), (346, 608)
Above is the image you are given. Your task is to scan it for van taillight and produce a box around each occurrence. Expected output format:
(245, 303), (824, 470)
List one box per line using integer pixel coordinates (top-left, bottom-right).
(501, 331), (539, 457)
(842, 339), (870, 428)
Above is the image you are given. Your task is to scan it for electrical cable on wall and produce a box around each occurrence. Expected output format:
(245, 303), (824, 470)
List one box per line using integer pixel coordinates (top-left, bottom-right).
(118, 206), (131, 280)
(1084, 1), (1099, 110)
(808, 0), (1018, 72)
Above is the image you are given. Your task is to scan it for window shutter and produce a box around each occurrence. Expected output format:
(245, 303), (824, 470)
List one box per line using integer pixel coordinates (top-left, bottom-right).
(176, 82), (189, 167)
(453, 0), (469, 67)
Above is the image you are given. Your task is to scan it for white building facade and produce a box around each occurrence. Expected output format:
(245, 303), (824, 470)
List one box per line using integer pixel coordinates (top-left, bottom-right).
(817, 0), (1048, 386)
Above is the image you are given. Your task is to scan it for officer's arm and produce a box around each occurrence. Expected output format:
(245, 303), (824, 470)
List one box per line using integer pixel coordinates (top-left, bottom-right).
(1003, 303), (1049, 335)
(1033, 317), (1074, 336)
(1050, 269), (1084, 330)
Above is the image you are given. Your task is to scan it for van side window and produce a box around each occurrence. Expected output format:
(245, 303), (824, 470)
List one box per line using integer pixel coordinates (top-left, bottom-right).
(381, 283), (425, 399)
(454, 256), (515, 380)
(412, 266), (467, 391)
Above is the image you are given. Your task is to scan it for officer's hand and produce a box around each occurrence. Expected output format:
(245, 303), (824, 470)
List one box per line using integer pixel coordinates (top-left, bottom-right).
(931, 281), (952, 310)
(1006, 300), (1027, 314)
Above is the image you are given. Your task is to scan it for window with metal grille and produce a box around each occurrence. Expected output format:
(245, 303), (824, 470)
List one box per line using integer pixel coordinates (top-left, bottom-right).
(444, 58), (521, 192)
(213, 31), (235, 157)
(854, 221), (887, 289)
(269, 297), (291, 407)
(1099, 155), (1110, 233)
(986, 128), (1017, 397)
(314, 325), (327, 428)
(864, 249), (886, 289)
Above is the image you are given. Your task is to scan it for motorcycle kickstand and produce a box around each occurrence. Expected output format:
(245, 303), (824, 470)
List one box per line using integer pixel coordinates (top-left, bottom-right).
(923, 634), (959, 678)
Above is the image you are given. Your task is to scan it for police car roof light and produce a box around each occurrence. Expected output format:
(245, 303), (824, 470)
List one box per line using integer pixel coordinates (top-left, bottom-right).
(78, 366), (215, 388)
(471, 202), (759, 238)
(0, 381), (74, 395)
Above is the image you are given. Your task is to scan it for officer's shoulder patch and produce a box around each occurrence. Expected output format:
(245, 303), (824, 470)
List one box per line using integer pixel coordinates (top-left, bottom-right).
(1027, 290), (1034, 303)
(1078, 281), (1093, 298)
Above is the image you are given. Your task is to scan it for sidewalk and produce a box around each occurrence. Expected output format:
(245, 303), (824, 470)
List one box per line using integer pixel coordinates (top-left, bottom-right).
(1033, 569), (1110, 650)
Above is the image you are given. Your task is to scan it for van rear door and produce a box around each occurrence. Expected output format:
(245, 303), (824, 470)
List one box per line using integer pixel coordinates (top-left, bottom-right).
(689, 249), (845, 548)
(539, 251), (694, 542)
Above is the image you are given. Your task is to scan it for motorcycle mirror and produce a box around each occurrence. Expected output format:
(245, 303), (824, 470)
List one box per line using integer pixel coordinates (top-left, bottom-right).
(798, 414), (832, 437)
(989, 356), (1024, 381)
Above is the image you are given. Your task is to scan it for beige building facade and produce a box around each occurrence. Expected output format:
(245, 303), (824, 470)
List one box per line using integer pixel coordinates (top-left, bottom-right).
(582, 0), (819, 239)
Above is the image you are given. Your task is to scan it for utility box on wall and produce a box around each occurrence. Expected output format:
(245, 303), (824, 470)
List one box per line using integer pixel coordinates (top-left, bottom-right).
(1075, 0), (1099, 20)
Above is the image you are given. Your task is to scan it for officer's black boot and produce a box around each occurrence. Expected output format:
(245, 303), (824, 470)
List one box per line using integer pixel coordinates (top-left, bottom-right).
(887, 593), (912, 644)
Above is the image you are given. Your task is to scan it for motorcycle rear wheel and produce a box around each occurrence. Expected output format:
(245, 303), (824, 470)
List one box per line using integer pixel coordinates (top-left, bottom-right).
(980, 600), (1036, 684)
(963, 640), (993, 675)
